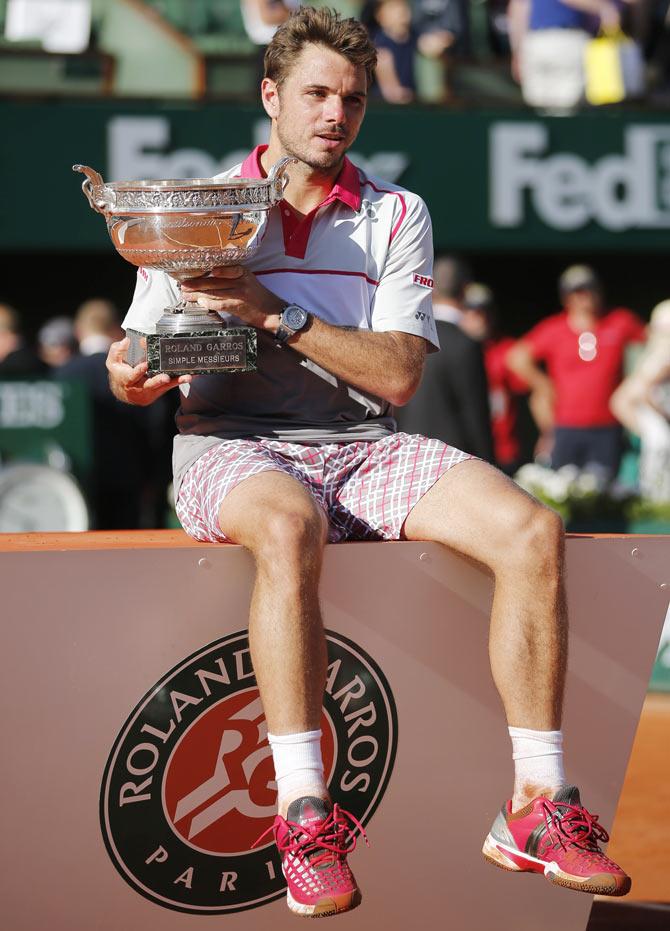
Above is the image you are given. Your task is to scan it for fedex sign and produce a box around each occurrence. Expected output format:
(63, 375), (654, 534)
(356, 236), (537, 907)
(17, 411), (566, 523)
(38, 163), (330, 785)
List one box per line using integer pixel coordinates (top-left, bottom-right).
(490, 122), (670, 232)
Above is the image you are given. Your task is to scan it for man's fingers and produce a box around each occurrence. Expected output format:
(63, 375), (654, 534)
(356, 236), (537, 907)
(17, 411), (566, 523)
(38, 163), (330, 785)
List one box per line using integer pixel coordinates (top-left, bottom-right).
(121, 360), (149, 385)
(211, 265), (245, 279)
(182, 279), (241, 294)
(142, 372), (172, 390)
(182, 266), (244, 288)
(107, 337), (130, 364)
(189, 295), (242, 316)
(107, 339), (149, 384)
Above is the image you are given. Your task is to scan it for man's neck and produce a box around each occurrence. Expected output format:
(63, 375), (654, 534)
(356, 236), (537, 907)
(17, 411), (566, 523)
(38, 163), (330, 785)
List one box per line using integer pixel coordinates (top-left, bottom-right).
(567, 307), (602, 331)
(79, 333), (113, 356)
(261, 141), (343, 217)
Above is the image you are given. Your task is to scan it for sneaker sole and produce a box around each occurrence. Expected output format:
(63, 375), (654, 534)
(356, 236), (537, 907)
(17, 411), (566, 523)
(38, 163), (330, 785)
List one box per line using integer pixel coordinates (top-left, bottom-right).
(482, 834), (631, 897)
(287, 889), (362, 918)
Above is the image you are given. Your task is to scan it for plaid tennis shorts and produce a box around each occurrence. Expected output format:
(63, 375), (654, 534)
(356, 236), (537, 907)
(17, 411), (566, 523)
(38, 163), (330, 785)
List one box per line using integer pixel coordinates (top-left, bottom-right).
(175, 432), (472, 544)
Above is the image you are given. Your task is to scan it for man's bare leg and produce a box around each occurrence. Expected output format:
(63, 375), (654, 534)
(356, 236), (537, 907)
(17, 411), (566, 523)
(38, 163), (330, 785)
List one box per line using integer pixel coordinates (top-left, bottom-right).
(217, 470), (329, 815)
(403, 459), (568, 808)
(218, 469), (366, 914)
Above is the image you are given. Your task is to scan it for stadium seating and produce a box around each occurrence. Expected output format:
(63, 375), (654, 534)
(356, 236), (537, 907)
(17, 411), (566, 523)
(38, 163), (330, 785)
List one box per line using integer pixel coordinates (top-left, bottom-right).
(106, 0), (257, 98)
(0, 0), (520, 103)
(0, 0), (113, 96)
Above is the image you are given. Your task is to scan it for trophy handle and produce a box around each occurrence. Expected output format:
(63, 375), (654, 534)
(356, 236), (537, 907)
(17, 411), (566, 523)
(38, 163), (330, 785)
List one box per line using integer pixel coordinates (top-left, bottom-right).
(268, 156), (297, 202)
(72, 164), (114, 215)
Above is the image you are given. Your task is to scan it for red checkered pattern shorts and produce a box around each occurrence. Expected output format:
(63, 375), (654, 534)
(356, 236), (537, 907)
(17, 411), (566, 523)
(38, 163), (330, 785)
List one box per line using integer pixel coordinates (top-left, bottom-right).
(175, 432), (472, 544)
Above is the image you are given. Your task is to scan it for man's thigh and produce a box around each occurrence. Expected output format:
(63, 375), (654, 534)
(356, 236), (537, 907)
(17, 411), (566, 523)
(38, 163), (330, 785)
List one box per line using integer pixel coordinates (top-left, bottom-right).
(332, 432), (472, 541)
(175, 440), (327, 544)
(403, 457), (557, 568)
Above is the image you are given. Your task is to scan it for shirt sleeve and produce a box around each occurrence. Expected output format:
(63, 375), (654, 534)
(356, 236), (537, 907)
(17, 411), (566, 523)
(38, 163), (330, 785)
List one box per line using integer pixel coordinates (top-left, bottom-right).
(521, 316), (557, 362)
(622, 309), (647, 343)
(370, 192), (440, 351)
(122, 267), (180, 335)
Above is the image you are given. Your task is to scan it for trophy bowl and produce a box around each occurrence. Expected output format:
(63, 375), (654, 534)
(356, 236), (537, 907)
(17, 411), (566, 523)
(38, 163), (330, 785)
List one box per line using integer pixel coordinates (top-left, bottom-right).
(73, 158), (295, 376)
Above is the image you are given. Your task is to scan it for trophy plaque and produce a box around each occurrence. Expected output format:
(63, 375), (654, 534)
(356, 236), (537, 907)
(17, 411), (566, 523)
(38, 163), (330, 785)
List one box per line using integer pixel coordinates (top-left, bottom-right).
(73, 158), (295, 376)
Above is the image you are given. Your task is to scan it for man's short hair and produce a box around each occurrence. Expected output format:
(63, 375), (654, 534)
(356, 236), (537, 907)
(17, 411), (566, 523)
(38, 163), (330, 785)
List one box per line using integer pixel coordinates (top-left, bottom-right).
(264, 6), (377, 88)
(75, 298), (119, 336)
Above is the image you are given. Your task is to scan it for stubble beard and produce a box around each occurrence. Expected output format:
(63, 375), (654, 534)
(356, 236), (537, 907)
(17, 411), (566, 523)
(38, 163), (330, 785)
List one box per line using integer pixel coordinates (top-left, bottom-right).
(276, 123), (348, 176)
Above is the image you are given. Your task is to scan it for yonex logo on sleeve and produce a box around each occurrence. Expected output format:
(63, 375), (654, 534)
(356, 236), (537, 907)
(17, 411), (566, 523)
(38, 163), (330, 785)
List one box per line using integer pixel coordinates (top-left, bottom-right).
(139, 267), (149, 282)
(412, 274), (433, 289)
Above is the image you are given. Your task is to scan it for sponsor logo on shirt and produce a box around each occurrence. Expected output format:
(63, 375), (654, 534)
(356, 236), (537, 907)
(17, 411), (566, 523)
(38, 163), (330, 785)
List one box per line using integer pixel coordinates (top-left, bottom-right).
(138, 267), (149, 282)
(413, 274), (433, 289)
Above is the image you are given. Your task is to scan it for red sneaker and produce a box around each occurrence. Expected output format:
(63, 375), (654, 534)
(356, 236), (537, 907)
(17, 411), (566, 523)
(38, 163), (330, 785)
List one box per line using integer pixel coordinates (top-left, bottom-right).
(482, 785), (631, 896)
(255, 796), (366, 917)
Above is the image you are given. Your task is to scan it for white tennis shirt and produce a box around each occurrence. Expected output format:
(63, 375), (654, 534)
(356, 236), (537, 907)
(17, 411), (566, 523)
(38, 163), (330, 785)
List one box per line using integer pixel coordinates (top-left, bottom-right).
(122, 146), (439, 492)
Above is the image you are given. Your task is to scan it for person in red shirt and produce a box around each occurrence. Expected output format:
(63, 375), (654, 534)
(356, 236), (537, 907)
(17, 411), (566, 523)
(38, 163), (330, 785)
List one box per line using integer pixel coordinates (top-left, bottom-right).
(508, 265), (646, 479)
(461, 282), (529, 474)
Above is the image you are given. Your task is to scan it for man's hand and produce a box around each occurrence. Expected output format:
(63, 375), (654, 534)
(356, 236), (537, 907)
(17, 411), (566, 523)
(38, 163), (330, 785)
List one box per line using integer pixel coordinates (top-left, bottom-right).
(106, 337), (192, 406)
(180, 266), (284, 332)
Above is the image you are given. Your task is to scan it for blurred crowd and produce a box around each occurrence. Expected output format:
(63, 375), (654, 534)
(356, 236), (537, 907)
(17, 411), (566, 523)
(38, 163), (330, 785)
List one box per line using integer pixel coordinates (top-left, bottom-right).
(397, 258), (670, 505)
(7, 0), (670, 108)
(2, 262), (669, 530)
(240, 0), (670, 108)
(0, 298), (175, 530)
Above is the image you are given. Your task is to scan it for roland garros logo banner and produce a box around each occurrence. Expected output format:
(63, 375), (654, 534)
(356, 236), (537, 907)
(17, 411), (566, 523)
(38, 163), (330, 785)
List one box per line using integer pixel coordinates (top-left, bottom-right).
(100, 630), (398, 914)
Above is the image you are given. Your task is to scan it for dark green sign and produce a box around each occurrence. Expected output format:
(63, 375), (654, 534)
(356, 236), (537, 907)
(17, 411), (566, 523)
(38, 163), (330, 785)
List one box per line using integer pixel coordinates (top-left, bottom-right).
(2, 100), (670, 252)
(0, 379), (91, 475)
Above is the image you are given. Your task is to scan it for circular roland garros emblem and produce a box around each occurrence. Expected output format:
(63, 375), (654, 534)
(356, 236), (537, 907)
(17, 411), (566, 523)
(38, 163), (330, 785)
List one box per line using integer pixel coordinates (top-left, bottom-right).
(100, 629), (398, 914)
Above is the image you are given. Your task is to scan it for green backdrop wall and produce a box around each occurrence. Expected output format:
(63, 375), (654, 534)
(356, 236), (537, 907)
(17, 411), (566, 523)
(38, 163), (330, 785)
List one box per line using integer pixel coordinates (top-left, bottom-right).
(3, 101), (670, 254)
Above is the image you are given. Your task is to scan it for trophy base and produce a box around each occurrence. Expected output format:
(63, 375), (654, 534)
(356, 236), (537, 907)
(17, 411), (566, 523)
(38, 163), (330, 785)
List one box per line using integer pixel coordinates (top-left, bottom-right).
(146, 327), (257, 376)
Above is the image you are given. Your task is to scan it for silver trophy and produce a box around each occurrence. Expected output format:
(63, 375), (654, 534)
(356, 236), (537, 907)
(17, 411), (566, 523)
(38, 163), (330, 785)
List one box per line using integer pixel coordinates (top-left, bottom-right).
(73, 158), (295, 375)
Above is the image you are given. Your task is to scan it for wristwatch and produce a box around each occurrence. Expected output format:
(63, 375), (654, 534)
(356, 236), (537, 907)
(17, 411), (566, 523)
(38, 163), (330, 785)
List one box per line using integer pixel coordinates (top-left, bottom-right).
(274, 303), (310, 345)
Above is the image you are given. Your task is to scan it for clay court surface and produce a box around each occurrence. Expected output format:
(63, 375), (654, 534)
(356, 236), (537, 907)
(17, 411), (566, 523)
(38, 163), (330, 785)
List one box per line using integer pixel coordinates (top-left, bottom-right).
(587, 692), (670, 929)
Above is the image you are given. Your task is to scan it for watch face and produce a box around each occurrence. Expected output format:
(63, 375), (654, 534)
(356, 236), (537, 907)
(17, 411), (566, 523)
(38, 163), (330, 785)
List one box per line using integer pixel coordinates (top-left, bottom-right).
(283, 305), (308, 330)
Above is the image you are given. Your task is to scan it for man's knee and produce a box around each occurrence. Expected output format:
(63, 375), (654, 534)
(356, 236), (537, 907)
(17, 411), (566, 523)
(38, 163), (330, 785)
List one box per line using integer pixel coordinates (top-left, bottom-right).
(250, 506), (328, 562)
(503, 500), (564, 576)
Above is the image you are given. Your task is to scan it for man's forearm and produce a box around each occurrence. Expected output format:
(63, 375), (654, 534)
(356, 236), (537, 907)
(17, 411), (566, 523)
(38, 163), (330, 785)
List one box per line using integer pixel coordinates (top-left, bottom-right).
(283, 315), (426, 406)
(179, 267), (427, 405)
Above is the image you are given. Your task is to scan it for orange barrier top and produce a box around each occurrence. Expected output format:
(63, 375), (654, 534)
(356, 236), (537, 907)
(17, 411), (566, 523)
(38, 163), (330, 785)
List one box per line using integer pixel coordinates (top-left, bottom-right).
(0, 530), (218, 552)
(0, 530), (663, 553)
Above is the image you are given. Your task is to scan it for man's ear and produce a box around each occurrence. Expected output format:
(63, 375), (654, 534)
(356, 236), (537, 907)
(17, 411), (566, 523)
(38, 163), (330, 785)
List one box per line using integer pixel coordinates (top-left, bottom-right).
(261, 78), (280, 119)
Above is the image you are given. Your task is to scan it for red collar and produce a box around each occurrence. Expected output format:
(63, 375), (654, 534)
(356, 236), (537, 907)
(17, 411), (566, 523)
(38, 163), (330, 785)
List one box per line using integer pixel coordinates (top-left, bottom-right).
(240, 144), (361, 212)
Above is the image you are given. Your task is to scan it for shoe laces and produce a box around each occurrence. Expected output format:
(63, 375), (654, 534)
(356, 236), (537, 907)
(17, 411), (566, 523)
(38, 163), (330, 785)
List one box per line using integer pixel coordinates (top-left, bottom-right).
(540, 799), (610, 856)
(252, 804), (369, 868)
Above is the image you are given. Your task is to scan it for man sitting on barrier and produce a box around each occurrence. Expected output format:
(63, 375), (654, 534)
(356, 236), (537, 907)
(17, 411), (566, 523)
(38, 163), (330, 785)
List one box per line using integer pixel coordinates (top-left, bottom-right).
(105, 6), (630, 918)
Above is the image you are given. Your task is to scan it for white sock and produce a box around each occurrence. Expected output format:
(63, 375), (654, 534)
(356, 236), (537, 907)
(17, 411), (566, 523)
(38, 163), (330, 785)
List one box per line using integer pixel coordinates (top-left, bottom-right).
(267, 729), (326, 808)
(509, 726), (566, 801)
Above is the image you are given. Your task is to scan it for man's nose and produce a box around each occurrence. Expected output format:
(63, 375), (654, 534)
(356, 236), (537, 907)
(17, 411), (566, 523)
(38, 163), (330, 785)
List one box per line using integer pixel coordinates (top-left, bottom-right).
(323, 95), (345, 123)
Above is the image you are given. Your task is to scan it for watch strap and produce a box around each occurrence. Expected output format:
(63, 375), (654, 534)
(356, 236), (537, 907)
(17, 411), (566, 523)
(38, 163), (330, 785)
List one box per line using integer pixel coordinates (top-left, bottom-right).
(274, 319), (295, 344)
